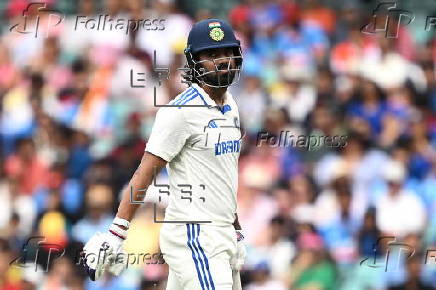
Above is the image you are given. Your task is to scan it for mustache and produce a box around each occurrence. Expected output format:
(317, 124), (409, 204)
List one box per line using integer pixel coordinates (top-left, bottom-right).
(216, 62), (236, 71)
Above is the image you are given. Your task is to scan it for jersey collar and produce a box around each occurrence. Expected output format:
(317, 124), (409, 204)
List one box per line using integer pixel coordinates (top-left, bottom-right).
(191, 83), (233, 114)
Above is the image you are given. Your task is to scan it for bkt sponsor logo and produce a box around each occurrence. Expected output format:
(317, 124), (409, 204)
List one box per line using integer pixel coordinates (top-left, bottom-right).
(9, 2), (64, 38)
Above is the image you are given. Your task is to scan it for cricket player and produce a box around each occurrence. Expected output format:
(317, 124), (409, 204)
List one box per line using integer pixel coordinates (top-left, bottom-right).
(82, 19), (246, 290)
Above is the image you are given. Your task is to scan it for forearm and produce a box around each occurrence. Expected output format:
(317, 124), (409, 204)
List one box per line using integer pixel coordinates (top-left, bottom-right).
(116, 172), (152, 222)
(116, 152), (166, 222)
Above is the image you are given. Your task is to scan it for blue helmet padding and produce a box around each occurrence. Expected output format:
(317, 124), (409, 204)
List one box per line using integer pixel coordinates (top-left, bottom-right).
(186, 18), (241, 54)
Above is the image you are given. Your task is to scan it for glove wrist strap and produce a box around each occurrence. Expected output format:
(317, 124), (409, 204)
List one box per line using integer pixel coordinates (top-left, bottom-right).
(109, 224), (127, 240)
(113, 217), (130, 229)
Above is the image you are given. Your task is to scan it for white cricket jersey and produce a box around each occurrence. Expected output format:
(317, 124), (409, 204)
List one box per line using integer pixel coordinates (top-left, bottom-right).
(145, 83), (242, 226)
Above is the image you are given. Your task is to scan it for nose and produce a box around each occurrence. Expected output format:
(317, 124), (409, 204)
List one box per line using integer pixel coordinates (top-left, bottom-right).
(214, 54), (231, 69)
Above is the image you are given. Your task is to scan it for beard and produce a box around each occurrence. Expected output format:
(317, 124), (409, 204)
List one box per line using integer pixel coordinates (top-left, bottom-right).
(196, 60), (237, 87)
(202, 70), (236, 87)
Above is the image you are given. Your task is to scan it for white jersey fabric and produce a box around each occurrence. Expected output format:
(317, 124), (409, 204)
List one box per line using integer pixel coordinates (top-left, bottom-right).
(145, 83), (242, 226)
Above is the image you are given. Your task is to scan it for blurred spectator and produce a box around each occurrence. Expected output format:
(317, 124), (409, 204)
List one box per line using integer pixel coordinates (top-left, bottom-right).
(245, 261), (286, 290)
(72, 183), (114, 243)
(42, 256), (84, 290)
(29, 36), (72, 91)
(273, 63), (316, 124)
(4, 138), (49, 195)
(0, 239), (23, 289)
(228, 0), (252, 50)
(67, 130), (92, 179)
(346, 78), (387, 138)
(357, 207), (381, 258)
(360, 37), (426, 91)
(136, 0), (192, 66)
(289, 174), (317, 225)
(248, 216), (295, 280)
(0, 177), (36, 237)
(285, 225), (337, 290)
(234, 75), (268, 136)
(330, 29), (379, 74)
(314, 176), (360, 265)
(301, 0), (336, 35)
(376, 160), (426, 237)
(0, 43), (18, 94)
(36, 188), (69, 248)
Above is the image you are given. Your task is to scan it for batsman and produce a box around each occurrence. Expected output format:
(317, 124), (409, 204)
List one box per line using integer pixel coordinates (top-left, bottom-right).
(82, 18), (246, 290)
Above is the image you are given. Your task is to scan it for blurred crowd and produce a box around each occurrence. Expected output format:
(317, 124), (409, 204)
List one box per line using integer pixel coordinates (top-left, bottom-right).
(0, 0), (435, 289)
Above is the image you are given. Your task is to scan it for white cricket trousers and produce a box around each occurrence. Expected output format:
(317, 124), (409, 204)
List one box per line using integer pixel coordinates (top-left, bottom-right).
(160, 223), (237, 290)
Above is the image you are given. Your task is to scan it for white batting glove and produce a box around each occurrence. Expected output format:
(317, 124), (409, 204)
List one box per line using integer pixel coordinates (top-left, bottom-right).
(81, 218), (129, 281)
(230, 230), (247, 271)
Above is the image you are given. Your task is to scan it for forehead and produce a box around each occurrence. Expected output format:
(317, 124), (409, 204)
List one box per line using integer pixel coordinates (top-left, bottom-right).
(198, 47), (234, 55)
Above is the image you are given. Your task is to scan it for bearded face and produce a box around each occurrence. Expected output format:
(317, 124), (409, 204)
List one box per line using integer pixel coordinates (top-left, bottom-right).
(198, 60), (236, 87)
(193, 47), (242, 88)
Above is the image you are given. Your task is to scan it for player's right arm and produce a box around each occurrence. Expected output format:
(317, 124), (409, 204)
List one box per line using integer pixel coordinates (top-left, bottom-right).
(116, 151), (167, 222)
(116, 104), (190, 225)
(82, 106), (190, 281)
(81, 152), (166, 281)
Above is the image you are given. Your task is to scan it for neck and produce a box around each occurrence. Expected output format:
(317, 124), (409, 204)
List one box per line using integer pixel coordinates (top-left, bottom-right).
(202, 85), (227, 106)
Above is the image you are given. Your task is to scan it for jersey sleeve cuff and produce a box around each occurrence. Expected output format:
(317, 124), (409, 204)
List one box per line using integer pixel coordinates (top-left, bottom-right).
(145, 148), (172, 162)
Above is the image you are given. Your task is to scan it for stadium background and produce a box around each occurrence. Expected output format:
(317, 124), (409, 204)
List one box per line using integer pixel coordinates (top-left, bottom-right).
(0, 0), (435, 289)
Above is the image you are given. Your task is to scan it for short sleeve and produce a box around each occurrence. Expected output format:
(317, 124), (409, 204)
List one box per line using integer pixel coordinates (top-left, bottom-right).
(145, 108), (190, 162)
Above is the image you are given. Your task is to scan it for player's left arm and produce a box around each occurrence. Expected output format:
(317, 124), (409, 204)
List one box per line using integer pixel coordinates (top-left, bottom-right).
(231, 213), (246, 271)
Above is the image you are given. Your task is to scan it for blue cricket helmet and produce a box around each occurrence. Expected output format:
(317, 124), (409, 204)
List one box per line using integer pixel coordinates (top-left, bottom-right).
(184, 19), (243, 88)
(185, 19), (241, 54)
